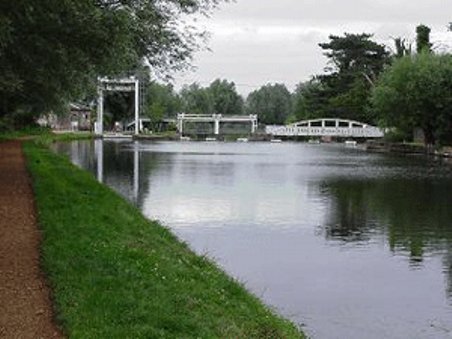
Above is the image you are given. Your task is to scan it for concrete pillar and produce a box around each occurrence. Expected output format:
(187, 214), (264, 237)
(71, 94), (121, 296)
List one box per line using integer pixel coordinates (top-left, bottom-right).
(134, 79), (140, 135)
(96, 87), (104, 135)
(214, 116), (220, 135)
(251, 115), (257, 133)
(177, 114), (184, 135)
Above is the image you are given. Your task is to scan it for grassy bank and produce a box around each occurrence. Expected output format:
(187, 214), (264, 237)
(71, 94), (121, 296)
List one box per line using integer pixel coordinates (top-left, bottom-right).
(0, 127), (93, 143)
(24, 142), (304, 338)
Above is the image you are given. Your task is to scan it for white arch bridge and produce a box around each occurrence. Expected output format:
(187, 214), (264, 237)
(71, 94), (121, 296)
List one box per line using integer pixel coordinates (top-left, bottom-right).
(266, 119), (384, 138)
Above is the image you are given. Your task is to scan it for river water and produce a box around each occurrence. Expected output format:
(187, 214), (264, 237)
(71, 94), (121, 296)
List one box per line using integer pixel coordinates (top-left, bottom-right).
(54, 140), (452, 339)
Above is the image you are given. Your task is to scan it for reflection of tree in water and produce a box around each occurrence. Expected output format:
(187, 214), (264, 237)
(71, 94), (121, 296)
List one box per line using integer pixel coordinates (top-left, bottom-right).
(320, 181), (377, 243)
(322, 178), (452, 298)
(444, 251), (452, 303)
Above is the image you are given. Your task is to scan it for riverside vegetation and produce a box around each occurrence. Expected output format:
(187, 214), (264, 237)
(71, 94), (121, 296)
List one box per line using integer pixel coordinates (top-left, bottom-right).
(24, 140), (304, 338)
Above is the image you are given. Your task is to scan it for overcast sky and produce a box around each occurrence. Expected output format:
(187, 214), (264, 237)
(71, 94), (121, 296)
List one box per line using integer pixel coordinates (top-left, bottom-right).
(172, 0), (452, 96)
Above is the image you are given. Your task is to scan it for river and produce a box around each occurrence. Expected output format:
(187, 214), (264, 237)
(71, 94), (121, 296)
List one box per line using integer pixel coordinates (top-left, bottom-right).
(54, 140), (452, 339)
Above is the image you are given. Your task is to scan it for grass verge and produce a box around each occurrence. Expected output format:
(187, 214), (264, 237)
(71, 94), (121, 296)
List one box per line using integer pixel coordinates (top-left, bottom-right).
(24, 142), (304, 338)
(0, 127), (93, 143)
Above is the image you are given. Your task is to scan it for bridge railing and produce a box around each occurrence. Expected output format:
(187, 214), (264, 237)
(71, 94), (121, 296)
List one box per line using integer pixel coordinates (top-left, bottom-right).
(266, 124), (384, 138)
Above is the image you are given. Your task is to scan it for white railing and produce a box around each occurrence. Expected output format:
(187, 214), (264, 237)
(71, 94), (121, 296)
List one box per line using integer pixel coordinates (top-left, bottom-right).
(266, 119), (384, 138)
(177, 113), (258, 135)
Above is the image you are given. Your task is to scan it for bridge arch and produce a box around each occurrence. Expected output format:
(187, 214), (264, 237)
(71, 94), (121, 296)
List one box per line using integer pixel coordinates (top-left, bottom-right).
(266, 118), (384, 138)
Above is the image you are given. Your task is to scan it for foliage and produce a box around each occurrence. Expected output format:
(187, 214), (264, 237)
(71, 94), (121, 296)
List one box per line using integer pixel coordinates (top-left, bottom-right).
(392, 37), (412, 59)
(0, 125), (50, 141)
(297, 33), (389, 124)
(371, 52), (452, 146)
(319, 33), (389, 84)
(180, 83), (214, 114)
(103, 92), (134, 129)
(416, 24), (432, 53)
(382, 128), (413, 143)
(144, 82), (181, 121)
(0, 0), (224, 125)
(180, 79), (244, 115)
(292, 80), (328, 121)
(327, 77), (376, 122)
(246, 83), (292, 124)
(24, 142), (304, 338)
(208, 79), (244, 115)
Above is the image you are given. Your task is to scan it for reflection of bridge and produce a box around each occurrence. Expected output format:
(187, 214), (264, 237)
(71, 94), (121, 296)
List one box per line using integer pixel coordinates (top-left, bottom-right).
(177, 113), (258, 135)
(266, 119), (384, 138)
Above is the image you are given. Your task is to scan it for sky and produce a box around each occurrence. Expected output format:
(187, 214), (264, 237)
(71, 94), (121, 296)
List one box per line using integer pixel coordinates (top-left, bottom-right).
(172, 0), (452, 96)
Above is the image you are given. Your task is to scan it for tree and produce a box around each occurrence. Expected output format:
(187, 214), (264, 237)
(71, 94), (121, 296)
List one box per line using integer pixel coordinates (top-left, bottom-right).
(292, 80), (328, 121)
(208, 79), (244, 115)
(328, 77), (375, 122)
(246, 84), (292, 125)
(144, 82), (181, 121)
(301, 33), (390, 123)
(392, 37), (412, 58)
(371, 52), (452, 146)
(0, 0), (224, 128)
(180, 83), (213, 114)
(179, 79), (244, 115)
(416, 24), (432, 53)
(319, 33), (389, 86)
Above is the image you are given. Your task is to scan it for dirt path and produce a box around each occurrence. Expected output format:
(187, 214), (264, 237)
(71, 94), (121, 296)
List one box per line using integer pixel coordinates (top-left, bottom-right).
(0, 141), (62, 338)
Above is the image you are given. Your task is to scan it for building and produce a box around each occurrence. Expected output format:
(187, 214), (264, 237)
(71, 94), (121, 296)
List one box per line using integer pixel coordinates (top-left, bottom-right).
(38, 103), (92, 131)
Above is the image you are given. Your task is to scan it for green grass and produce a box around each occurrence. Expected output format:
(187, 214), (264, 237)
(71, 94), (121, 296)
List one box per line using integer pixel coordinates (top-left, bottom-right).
(24, 142), (304, 338)
(0, 127), (93, 143)
(32, 131), (94, 146)
(0, 126), (50, 141)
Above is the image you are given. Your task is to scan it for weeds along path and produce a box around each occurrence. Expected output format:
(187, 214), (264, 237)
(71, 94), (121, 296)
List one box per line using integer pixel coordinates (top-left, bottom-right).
(0, 140), (62, 338)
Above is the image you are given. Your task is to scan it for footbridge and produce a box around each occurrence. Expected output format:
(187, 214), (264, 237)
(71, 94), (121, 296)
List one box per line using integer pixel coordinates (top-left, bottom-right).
(266, 119), (384, 138)
(177, 113), (258, 135)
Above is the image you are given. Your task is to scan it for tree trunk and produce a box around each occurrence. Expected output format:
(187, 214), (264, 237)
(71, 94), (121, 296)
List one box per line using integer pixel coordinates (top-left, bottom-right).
(423, 126), (435, 153)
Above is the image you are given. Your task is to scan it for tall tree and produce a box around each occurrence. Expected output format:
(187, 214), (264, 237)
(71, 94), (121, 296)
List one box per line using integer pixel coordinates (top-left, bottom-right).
(292, 80), (328, 121)
(392, 37), (412, 58)
(0, 0), (224, 127)
(180, 83), (213, 114)
(246, 83), (292, 125)
(305, 33), (390, 123)
(371, 52), (452, 146)
(145, 82), (181, 121)
(319, 33), (389, 86)
(416, 24), (432, 53)
(208, 79), (244, 115)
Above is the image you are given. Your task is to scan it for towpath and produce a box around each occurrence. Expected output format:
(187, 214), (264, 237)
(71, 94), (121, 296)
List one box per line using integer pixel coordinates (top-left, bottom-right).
(0, 140), (62, 338)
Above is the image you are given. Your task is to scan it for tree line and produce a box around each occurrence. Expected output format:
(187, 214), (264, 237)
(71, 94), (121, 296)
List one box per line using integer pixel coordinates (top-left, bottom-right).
(139, 24), (452, 146)
(1, 2), (451, 146)
(0, 0), (224, 130)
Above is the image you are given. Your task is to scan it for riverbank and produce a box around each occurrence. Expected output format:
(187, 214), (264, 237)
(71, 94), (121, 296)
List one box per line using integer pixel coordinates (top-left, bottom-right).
(365, 140), (452, 158)
(23, 141), (304, 338)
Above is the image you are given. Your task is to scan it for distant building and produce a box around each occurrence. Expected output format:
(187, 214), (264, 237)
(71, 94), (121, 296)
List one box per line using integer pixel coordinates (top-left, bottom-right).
(38, 103), (92, 131)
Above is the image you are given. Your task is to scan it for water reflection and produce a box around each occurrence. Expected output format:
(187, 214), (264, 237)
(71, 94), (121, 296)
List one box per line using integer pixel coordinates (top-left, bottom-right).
(53, 140), (452, 338)
(322, 178), (452, 296)
(54, 140), (150, 206)
(322, 179), (452, 252)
